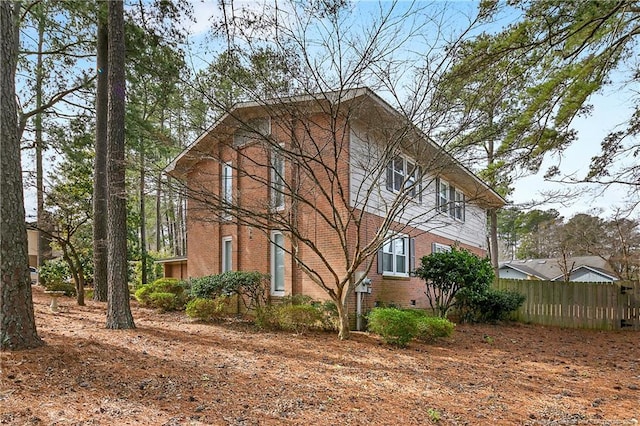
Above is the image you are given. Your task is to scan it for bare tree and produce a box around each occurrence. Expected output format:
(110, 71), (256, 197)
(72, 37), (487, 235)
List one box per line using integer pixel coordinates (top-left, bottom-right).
(168, 2), (504, 339)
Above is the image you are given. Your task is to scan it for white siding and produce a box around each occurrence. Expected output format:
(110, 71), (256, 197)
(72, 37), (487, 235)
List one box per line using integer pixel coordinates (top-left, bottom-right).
(349, 126), (488, 249)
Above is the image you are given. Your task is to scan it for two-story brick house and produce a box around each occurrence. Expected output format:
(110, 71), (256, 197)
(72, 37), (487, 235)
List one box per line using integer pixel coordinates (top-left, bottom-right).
(166, 87), (505, 331)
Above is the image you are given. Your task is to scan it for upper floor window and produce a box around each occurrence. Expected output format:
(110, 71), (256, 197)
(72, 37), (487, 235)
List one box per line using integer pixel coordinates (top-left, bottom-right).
(378, 234), (415, 277)
(233, 117), (271, 147)
(222, 162), (233, 219)
(386, 156), (421, 200)
(436, 178), (465, 222)
(271, 148), (285, 210)
(432, 242), (451, 254)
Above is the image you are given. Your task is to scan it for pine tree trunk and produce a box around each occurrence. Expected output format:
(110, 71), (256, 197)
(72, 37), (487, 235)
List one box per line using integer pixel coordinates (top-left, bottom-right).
(139, 137), (147, 285)
(93, 3), (108, 302)
(1, 1), (44, 350)
(156, 173), (162, 252)
(105, 0), (134, 329)
(489, 208), (499, 276)
(35, 5), (46, 269)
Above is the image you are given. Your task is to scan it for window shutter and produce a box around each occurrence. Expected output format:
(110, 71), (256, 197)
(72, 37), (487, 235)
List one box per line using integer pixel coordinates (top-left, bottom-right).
(418, 167), (423, 203)
(449, 185), (455, 216)
(386, 160), (393, 191)
(377, 247), (384, 274)
(462, 194), (466, 221)
(409, 238), (416, 272)
(431, 242), (437, 254)
(435, 177), (440, 208)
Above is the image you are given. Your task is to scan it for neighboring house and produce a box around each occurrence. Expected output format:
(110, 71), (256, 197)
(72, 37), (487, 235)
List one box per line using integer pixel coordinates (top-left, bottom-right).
(499, 256), (619, 282)
(166, 88), (504, 322)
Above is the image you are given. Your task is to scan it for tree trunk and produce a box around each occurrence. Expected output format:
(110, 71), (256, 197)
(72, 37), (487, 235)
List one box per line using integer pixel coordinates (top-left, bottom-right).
(106, 0), (135, 329)
(336, 296), (351, 340)
(489, 208), (499, 277)
(93, 3), (108, 302)
(139, 137), (147, 285)
(69, 244), (86, 306)
(35, 5), (46, 269)
(155, 173), (161, 252)
(1, 1), (44, 350)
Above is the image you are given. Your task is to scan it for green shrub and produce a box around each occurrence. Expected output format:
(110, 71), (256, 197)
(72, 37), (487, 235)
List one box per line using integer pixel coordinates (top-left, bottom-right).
(277, 304), (323, 334)
(458, 288), (525, 323)
(254, 305), (279, 330)
(317, 300), (339, 331)
(189, 271), (270, 311)
(415, 247), (494, 318)
(135, 278), (189, 310)
(186, 297), (229, 321)
(43, 280), (76, 297)
(39, 259), (71, 288)
(367, 308), (418, 347)
(280, 294), (313, 306)
(189, 275), (224, 299)
(415, 316), (455, 342)
(149, 292), (177, 312)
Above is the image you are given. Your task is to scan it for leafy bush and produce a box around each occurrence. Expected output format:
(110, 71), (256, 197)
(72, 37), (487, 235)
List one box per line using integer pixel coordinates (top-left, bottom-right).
(135, 278), (189, 310)
(415, 247), (494, 318)
(43, 281), (76, 297)
(277, 304), (323, 334)
(367, 308), (418, 347)
(415, 316), (455, 342)
(149, 292), (177, 312)
(189, 271), (270, 311)
(186, 296), (229, 321)
(254, 305), (279, 330)
(39, 259), (71, 287)
(458, 288), (525, 323)
(317, 300), (339, 331)
(189, 275), (224, 299)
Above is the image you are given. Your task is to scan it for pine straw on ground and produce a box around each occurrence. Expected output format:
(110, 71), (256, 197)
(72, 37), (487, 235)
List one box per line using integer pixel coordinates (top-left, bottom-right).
(1, 285), (638, 425)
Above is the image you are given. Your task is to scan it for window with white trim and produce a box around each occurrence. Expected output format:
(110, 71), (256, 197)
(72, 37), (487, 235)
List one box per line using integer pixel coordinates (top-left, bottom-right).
(270, 231), (285, 295)
(271, 148), (285, 210)
(432, 242), (451, 254)
(386, 156), (421, 199)
(436, 178), (465, 221)
(222, 162), (233, 219)
(222, 236), (232, 273)
(380, 234), (411, 277)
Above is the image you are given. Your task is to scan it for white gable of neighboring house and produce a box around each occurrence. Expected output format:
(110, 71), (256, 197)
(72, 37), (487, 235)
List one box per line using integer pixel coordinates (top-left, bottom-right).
(551, 266), (619, 283)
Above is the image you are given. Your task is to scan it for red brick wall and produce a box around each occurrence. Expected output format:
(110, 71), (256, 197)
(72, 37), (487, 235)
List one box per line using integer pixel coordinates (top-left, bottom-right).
(183, 110), (487, 322)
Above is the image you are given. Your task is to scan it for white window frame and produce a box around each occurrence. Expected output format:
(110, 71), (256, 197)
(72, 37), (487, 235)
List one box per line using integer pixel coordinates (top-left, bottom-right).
(387, 156), (421, 200)
(382, 234), (409, 277)
(438, 180), (450, 214)
(271, 148), (285, 211)
(437, 178), (465, 222)
(222, 162), (233, 219)
(432, 242), (451, 254)
(270, 231), (285, 295)
(222, 236), (233, 273)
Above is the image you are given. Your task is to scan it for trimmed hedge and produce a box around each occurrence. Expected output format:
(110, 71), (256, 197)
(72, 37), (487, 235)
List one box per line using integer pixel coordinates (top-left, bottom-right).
(134, 278), (189, 311)
(367, 307), (455, 347)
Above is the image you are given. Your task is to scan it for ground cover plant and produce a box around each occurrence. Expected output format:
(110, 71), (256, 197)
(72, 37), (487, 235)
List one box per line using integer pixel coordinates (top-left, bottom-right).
(1, 286), (638, 425)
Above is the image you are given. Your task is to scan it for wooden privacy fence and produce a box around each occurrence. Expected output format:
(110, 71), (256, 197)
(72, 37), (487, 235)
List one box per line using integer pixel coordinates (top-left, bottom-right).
(494, 279), (640, 330)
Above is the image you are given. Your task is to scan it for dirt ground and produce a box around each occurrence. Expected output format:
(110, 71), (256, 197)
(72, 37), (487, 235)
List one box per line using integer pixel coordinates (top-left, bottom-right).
(1, 286), (638, 425)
